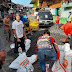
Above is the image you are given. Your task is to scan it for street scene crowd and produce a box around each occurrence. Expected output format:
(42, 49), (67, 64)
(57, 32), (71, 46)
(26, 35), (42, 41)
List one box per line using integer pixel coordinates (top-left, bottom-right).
(0, 0), (72, 72)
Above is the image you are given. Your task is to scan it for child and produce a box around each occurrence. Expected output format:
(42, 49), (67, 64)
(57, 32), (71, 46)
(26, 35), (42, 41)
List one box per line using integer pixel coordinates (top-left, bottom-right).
(55, 15), (60, 29)
(12, 13), (27, 53)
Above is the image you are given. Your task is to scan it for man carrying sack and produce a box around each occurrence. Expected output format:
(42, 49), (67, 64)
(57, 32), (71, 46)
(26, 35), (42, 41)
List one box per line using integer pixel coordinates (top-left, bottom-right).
(36, 30), (60, 72)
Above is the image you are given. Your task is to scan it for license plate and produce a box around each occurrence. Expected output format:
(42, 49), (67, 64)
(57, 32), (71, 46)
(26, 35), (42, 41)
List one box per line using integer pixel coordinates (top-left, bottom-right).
(44, 23), (49, 24)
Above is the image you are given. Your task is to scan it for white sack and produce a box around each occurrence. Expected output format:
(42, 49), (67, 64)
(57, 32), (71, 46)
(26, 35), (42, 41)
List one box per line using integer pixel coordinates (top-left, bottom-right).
(28, 55), (37, 64)
(52, 60), (66, 72)
(58, 45), (65, 65)
(10, 43), (15, 49)
(25, 39), (31, 52)
(9, 53), (37, 69)
(46, 64), (49, 72)
(64, 43), (70, 52)
(10, 39), (31, 52)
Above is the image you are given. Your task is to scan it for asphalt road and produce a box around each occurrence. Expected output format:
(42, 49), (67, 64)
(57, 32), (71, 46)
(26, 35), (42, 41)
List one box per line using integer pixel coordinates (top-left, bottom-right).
(0, 21), (66, 72)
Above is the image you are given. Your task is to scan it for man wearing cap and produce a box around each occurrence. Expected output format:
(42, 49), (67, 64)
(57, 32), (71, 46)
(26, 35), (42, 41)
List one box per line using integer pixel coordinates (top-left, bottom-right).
(3, 13), (11, 42)
(12, 13), (27, 53)
(67, 12), (72, 22)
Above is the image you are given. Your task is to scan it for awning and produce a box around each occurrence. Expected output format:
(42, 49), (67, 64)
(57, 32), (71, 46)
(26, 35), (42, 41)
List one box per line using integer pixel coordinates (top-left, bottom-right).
(49, 3), (62, 8)
(30, 0), (36, 4)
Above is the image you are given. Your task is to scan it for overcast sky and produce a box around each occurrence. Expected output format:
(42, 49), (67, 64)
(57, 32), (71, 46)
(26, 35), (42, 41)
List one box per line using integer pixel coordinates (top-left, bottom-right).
(12, 0), (33, 7)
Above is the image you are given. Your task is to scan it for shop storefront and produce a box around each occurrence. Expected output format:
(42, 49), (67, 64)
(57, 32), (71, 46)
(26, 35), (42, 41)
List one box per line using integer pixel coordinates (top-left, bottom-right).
(49, 3), (62, 16)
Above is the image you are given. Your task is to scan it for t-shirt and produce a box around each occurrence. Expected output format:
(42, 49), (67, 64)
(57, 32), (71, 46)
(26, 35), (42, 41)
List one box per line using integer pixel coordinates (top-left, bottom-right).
(37, 35), (55, 50)
(56, 17), (60, 24)
(12, 20), (24, 38)
(64, 22), (72, 35)
(3, 17), (10, 30)
(21, 17), (25, 24)
(23, 16), (28, 22)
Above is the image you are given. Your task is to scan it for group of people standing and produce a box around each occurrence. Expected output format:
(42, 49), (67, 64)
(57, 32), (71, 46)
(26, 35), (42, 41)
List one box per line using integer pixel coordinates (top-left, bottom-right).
(3, 13), (28, 53)
(0, 13), (28, 70)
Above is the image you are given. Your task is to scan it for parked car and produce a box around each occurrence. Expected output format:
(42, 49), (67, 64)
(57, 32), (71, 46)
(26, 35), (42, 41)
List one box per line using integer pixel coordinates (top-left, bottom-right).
(38, 11), (53, 27)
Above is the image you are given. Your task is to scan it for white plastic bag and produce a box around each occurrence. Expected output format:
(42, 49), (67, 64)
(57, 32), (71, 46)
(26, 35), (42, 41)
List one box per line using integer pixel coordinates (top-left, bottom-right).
(17, 66), (26, 72)
(65, 50), (72, 56)
(63, 43), (72, 72)
(28, 55), (37, 64)
(52, 60), (66, 72)
(17, 64), (34, 72)
(9, 53), (37, 69)
(17, 62), (34, 72)
(10, 43), (15, 49)
(9, 52), (28, 69)
(9, 52), (34, 72)
(10, 39), (31, 52)
(64, 55), (72, 72)
(64, 43), (70, 52)
(25, 39), (31, 52)
(58, 45), (65, 65)
(46, 60), (66, 72)
(46, 64), (49, 72)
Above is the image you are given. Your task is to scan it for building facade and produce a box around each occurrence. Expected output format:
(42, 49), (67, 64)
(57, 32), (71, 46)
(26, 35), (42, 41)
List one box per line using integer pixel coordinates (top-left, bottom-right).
(61, 1), (72, 18)
(30, 0), (39, 9)
(39, 0), (62, 16)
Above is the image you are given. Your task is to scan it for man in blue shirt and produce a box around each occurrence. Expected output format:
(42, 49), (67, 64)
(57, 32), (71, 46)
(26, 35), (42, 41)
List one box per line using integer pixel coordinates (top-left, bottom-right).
(21, 14), (29, 27)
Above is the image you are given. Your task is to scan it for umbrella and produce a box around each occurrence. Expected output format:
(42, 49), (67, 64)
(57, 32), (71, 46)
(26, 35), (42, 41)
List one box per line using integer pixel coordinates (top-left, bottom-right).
(64, 22), (72, 35)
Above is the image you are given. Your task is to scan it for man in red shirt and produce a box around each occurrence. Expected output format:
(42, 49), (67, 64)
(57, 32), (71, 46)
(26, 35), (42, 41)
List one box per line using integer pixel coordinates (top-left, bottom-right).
(37, 30), (60, 72)
(60, 21), (72, 43)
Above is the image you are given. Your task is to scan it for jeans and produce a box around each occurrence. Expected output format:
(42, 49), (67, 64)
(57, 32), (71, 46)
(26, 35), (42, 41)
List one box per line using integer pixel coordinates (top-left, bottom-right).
(37, 49), (57, 72)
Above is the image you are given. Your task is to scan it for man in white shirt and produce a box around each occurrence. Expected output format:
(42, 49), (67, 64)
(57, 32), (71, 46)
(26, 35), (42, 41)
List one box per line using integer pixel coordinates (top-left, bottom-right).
(12, 13), (27, 53)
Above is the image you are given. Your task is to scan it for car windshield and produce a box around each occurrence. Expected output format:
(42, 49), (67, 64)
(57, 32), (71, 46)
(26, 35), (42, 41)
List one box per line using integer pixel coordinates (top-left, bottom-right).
(38, 11), (52, 20)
